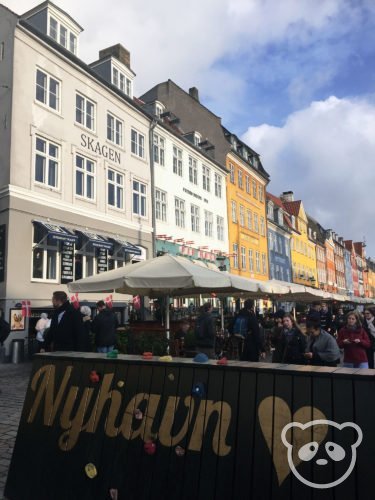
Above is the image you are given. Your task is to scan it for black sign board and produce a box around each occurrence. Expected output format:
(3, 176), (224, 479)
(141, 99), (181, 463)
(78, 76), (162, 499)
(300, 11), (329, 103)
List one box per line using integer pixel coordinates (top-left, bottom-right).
(97, 248), (108, 274)
(0, 224), (6, 282)
(60, 241), (74, 283)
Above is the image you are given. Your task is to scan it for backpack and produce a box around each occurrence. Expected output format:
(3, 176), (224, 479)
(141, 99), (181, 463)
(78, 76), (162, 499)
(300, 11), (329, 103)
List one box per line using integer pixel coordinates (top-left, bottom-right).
(233, 315), (249, 338)
(0, 318), (10, 345)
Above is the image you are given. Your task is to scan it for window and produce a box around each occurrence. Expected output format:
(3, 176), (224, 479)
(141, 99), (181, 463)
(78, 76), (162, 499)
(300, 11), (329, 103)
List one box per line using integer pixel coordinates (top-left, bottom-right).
(202, 165), (211, 191)
(191, 204), (200, 232)
(238, 170), (243, 188)
(229, 163), (235, 183)
(0, 42), (4, 61)
(175, 197), (185, 228)
(204, 210), (213, 237)
(34, 136), (59, 188)
(76, 94), (95, 131)
(189, 157), (198, 184)
(36, 69), (60, 111)
(194, 133), (201, 147)
(155, 189), (167, 222)
(49, 16), (77, 54)
(249, 249), (254, 272)
(153, 134), (165, 166)
(214, 173), (222, 198)
(32, 225), (58, 281)
(76, 154), (95, 199)
(259, 185), (264, 202)
(69, 33), (77, 54)
(239, 205), (245, 226)
(247, 210), (253, 230)
(60, 25), (67, 48)
(252, 180), (257, 198)
(107, 113), (123, 147)
(131, 129), (145, 158)
(173, 146), (183, 176)
(241, 247), (246, 269)
(233, 244), (238, 269)
(255, 251), (261, 273)
(133, 180), (147, 216)
(260, 217), (265, 236)
(112, 67), (119, 87)
(246, 175), (250, 194)
(49, 17), (58, 40)
(155, 103), (164, 117)
(254, 214), (259, 233)
(113, 67), (132, 97)
(278, 210), (283, 226)
(231, 201), (237, 223)
(262, 253), (267, 274)
(217, 216), (224, 241)
(107, 169), (124, 209)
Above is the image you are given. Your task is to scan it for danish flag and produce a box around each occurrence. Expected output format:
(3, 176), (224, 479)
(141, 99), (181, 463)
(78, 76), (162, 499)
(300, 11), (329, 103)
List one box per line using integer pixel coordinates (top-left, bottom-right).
(21, 300), (31, 318)
(105, 294), (113, 309)
(70, 293), (80, 310)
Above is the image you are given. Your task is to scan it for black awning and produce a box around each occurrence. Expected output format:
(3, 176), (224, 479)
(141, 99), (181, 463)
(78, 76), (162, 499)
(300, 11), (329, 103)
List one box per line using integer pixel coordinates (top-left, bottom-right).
(112, 238), (142, 255)
(33, 221), (78, 243)
(78, 231), (113, 250)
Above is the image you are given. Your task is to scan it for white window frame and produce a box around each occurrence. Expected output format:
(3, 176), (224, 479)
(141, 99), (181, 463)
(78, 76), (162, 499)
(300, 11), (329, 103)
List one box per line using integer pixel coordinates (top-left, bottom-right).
(238, 169), (243, 188)
(241, 246), (246, 269)
(247, 210), (253, 230)
(259, 185), (264, 202)
(233, 244), (239, 269)
(204, 210), (213, 237)
(75, 154), (96, 200)
(262, 253), (267, 274)
(254, 214), (259, 233)
(35, 69), (60, 112)
(32, 227), (59, 283)
(76, 93), (96, 131)
(133, 180), (147, 217)
(214, 173), (222, 198)
(131, 129), (145, 158)
(252, 180), (257, 198)
(175, 197), (185, 228)
(217, 216), (224, 241)
(173, 146), (183, 176)
(249, 249), (254, 272)
(189, 156), (198, 184)
(231, 201), (237, 223)
(260, 217), (265, 236)
(239, 205), (245, 227)
(155, 188), (167, 222)
(107, 168), (124, 210)
(154, 133), (165, 166)
(107, 113), (123, 147)
(256, 251), (261, 273)
(34, 135), (60, 189)
(191, 204), (200, 232)
(229, 163), (235, 183)
(202, 165), (211, 192)
(246, 175), (250, 194)
(48, 15), (77, 54)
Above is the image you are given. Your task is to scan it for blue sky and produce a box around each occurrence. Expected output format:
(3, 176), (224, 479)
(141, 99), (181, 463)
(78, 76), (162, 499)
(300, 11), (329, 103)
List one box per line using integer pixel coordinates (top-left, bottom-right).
(6, 0), (375, 256)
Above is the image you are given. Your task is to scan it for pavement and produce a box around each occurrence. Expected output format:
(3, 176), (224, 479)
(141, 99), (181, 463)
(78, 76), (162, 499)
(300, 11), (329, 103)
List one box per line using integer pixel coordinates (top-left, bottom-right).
(0, 361), (33, 500)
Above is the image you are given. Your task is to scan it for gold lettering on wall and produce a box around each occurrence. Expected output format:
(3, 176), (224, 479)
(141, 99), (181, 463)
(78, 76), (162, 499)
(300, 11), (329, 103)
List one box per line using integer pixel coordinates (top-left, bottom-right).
(159, 396), (194, 446)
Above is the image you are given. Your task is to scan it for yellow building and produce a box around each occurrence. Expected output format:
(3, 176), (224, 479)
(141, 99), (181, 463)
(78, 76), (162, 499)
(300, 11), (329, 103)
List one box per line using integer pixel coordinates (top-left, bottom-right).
(281, 192), (318, 286)
(224, 130), (270, 280)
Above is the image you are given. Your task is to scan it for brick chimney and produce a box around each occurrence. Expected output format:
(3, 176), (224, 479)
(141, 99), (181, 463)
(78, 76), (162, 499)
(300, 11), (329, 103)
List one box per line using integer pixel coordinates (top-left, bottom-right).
(280, 191), (294, 202)
(99, 44), (131, 69)
(189, 87), (200, 101)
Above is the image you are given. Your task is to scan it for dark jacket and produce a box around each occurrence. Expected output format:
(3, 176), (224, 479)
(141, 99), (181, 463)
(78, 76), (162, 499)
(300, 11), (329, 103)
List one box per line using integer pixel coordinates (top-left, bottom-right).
(270, 326), (284, 363)
(320, 310), (333, 332)
(306, 329), (341, 366)
(92, 309), (119, 347)
(277, 328), (307, 364)
(81, 314), (93, 351)
(45, 301), (85, 351)
(237, 308), (264, 362)
(194, 311), (216, 348)
(363, 318), (375, 350)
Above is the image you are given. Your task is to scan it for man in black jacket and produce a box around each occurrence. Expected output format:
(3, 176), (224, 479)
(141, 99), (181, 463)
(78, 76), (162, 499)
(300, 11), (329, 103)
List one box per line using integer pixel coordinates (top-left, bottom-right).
(239, 299), (266, 362)
(194, 302), (216, 359)
(92, 300), (119, 353)
(44, 291), (85, 351)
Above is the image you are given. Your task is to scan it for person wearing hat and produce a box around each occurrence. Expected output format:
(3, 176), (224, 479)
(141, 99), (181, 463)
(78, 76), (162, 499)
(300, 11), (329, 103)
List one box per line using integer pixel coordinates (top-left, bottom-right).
(92, 300), (119, 353)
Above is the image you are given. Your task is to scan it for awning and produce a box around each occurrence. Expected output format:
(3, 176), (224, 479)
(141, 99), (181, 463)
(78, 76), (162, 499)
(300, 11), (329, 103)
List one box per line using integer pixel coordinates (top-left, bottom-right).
(77, 231), (113, 250)
(33, 220), (78, 243)
(112, 238), (142, 256)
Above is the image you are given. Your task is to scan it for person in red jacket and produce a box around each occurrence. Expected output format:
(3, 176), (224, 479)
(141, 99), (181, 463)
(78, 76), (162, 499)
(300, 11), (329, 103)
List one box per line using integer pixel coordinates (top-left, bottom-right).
(337, 312), (371, 368)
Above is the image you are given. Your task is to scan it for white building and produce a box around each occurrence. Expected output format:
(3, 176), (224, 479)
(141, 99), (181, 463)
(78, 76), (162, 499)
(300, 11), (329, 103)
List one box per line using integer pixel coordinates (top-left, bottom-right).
(0, 1), (153, 353)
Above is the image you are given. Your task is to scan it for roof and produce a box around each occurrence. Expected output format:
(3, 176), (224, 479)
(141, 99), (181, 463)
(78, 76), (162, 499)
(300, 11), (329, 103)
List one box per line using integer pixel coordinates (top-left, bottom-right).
(306, 214), (326, 246)
(21, 1), (84, 31)
(282, 200), (301, 217)
(266, 192), (293, 231)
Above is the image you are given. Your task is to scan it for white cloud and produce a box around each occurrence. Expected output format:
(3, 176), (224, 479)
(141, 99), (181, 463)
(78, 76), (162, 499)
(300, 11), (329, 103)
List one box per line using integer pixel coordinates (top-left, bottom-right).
(242, 95), (375, 256)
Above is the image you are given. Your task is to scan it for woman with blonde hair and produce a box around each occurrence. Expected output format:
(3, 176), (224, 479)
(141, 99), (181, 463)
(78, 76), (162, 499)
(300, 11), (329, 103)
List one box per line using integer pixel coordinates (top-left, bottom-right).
(337, 311), (370, 368)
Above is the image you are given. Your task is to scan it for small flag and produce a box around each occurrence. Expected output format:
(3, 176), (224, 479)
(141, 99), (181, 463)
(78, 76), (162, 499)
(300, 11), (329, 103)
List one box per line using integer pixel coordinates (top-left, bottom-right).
(133, 295), (141, 310)
(70, 293), (80, 310)
(21, 300), (31, 318)
(105, 294), (113, 309)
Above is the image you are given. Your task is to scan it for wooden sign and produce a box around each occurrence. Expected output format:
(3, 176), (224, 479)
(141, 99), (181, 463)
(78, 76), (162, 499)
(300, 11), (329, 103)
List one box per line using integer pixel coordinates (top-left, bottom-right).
(5, 354), (375, 499)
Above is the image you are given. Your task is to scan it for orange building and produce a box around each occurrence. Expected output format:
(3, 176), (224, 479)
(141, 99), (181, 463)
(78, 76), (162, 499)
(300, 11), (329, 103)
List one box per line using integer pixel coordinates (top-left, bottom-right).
(223, 129), (270, 280)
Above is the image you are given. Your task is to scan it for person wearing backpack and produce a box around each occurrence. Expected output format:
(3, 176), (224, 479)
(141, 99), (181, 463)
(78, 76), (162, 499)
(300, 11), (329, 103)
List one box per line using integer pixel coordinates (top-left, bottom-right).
(238, 299), (266, 362)
(194, 302), (216, 359)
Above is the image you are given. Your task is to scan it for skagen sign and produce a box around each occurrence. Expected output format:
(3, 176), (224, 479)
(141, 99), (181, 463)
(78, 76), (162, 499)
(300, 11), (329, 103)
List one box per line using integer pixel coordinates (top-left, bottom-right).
(81, 134), (121, 164)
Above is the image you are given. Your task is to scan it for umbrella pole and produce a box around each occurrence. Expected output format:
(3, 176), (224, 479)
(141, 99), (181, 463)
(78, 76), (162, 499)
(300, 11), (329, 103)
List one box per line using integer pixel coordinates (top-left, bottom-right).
(221, 299), (224, 332)
(165, 294), (170, 346)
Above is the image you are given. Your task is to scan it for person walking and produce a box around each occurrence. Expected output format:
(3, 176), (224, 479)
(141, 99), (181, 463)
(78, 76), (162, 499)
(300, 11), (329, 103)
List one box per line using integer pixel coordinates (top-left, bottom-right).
(80, 305), (93, 352)
(44, 291), (85, 352)
(277, 314), (307, 364)
(194, 302), (216, 359)
(92, 300), (119, 353)
(237, 299), (266, 362)
(35, 312), (51, 353)
(304, 317), (341, 366)
(363, 307), (375, 369)
(337, 311), (371, 368)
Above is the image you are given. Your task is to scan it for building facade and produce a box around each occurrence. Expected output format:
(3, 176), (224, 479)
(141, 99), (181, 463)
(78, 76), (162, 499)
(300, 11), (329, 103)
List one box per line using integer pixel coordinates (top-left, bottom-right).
(267, 193), (292, 282)
(332, 234), (347, 295)
(307, 215), (327, 290)
(344, 241), (360, 297)
(0, 2), (153, 350)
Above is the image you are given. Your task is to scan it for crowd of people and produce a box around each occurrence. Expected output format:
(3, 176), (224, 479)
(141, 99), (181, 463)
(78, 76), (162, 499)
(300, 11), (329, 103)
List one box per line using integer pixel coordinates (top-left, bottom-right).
(35, 291), (119, 354)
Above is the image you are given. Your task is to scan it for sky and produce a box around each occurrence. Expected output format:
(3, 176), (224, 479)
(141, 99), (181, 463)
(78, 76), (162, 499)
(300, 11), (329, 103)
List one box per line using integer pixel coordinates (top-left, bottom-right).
(5, 0), (375, 256)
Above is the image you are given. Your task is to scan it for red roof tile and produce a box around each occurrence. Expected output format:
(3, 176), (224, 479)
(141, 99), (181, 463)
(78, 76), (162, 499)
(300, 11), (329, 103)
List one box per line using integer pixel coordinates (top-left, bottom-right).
(283, 200), (301, 217)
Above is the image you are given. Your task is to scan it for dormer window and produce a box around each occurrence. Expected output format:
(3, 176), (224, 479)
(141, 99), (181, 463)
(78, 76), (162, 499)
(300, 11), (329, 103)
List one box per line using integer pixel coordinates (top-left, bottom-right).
(48, 15), (78, 54)
(267, 202), (274, 219)
(194, 132), (202, 147)
(112, 66), (132, 97)
(155, 102), (164, 118)
(278, 210), (283, 226)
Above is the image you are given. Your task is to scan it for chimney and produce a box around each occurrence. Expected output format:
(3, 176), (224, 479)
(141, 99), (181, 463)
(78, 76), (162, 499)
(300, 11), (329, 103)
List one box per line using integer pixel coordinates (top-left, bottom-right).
(99, 44), (131, 69)
(280, 191), (294, 202)
(189, 87), (200, 101)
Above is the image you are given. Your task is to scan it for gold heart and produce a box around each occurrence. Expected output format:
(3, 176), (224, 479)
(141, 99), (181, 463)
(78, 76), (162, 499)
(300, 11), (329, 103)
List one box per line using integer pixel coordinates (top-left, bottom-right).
(258, 396), (327, 486)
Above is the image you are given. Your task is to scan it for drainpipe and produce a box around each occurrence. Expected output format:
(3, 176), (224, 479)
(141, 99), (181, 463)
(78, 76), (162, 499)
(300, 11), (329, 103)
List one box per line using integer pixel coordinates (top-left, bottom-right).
(149, 118), (158, 258)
